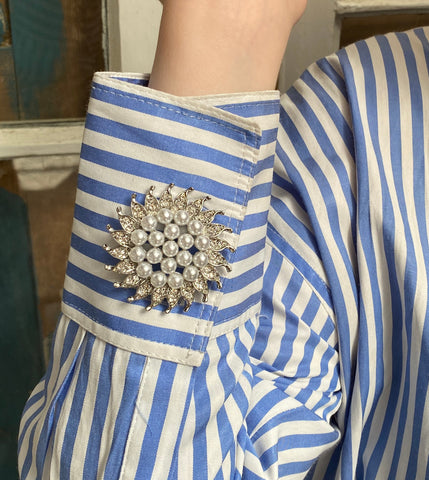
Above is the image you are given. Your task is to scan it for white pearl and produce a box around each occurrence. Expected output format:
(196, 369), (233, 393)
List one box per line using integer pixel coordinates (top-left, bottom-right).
(136, 261), (152, 278)
(129, 246), (146, 263)
(130, 229), (148, 246)
(141, 215), (158, 231)
(174, 209), (189, 226)
(183, 265), (199, 282)
(163, 240), (179, 257)
(146, 247), (163, 264)
(157, 208), (173, 224)
(178, 233), (194, 250)
(188, 219), (204, 236)
(161, 257), (177, 274)
(168, 272), (184, 289)
(193, 251), (208, 268)
(164, 223), (180, 240)
(195, 235), (210, 251)
(148, 230), (165, 247)
(150, 271), (167, 288)
(176, 250), (193, 267)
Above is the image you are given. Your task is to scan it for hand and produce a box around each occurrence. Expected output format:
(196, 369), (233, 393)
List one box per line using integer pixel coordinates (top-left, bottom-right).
(149, 0), (307, 95)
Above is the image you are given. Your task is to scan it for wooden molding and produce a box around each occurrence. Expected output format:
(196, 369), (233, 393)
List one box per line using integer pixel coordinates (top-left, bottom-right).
(336, 0), (429, 14)
(0, 122), (84, 160)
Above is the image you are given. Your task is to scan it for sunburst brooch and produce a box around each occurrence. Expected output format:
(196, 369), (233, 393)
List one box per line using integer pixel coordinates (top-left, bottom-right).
(104, 184), (235, 313)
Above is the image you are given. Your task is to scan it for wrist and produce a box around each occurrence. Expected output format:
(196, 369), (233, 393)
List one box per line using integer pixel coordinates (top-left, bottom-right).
(149, 0), (300, 95)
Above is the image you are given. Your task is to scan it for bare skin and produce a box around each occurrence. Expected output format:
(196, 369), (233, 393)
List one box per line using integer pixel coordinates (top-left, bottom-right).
(149, 0), (307, 95)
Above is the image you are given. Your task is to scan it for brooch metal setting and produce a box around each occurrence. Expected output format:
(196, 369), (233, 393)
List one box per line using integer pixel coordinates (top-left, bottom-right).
(104, 184), (234, 313)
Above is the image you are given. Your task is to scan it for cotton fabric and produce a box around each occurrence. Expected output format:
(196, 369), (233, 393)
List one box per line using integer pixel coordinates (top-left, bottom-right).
(18, 28), (429, 479)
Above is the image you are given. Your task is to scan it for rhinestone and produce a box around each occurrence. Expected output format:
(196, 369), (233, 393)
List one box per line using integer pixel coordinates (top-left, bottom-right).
(141, 215), (158, 231)
(148, 230), (165, 247)
(183, 265), (199, 282)
(157, 208), (174, 224)
(195, 235), (210, 251)
(164, 223), (180, 240)
(150, 271), (167, 288)
(168, 272), (184, 289)
(176, 250), (193, 267)
(193, 251), (209, 268)
(174, 209), (190, 226)
(136, 261), (152, 278)
(188, 219), (204, 236)
(178, 233), (194, 250)
(130, 229), (148, 246)
(146, 247), (163, 264)
(163, 240), (179, 257)
(161, 257), (177, 274)
(129, 246), (146, 263)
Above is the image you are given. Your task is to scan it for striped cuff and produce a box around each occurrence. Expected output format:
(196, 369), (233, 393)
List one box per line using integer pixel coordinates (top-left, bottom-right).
(62, 72), (280, 366)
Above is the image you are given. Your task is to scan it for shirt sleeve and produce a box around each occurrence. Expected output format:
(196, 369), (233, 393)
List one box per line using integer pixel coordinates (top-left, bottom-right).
(18, 72), (291, 479)
(61, 72), (282, 367)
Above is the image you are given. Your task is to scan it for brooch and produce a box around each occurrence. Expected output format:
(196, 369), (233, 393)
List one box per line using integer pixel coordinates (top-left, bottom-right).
(104, 184), (234, 313)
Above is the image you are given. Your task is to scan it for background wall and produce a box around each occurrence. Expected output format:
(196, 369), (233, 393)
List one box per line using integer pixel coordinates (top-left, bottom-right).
(112, 0), (340, 92)
(113, 0), (429, 92)
(279, 0), (339, 91)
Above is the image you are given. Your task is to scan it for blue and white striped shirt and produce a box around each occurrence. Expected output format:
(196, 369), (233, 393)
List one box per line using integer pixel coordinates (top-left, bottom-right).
(18, 28), (429, 479)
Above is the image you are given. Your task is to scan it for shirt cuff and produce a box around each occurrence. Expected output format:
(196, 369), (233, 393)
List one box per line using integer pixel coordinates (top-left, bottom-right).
(62, 72), (280, 366)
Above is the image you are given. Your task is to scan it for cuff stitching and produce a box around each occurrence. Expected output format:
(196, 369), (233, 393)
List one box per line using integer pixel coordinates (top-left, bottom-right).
(92, 85), (261, 141)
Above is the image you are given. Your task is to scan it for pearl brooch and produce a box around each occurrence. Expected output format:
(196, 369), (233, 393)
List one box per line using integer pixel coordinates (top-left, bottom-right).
(104, 184), (234, 313)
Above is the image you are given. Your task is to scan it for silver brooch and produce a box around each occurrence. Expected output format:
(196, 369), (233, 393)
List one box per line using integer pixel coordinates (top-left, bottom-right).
(104, 184), (235, 313)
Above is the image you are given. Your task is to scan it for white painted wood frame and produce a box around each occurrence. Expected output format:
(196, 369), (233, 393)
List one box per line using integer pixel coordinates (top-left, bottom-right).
(337, 0), (429, 15)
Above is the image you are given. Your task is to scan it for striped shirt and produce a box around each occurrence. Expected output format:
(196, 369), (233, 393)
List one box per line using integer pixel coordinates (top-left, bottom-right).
(18, 28), (429, 479)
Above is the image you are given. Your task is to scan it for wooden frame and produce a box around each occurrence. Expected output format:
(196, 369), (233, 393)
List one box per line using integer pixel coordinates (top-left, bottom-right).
(336, 0), (429, 15)
(0, 122), (83, 160)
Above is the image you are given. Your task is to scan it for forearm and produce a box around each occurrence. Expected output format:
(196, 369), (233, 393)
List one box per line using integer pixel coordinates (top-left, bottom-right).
(149, 0), (306, 95)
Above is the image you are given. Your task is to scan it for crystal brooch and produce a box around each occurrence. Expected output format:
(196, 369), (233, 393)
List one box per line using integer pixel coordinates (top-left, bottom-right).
(104, 184), (235, 313)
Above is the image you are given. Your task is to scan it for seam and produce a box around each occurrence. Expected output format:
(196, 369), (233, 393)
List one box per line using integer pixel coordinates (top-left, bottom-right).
(65, 308), (199, 364)
(266, 235), (335, 321)
(91, 85), (260, 140)
(210, 300), (261, 339)
(64, 301), (210, 352)
(219, 101), (279, 109)
(119, 356), (151, 480)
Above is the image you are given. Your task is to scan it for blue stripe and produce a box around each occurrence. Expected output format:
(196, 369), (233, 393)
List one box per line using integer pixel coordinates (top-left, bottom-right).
(215, 291), (261, 323)
(223, 263), (264, 294)
(316, 57), (348, 99)
(267, 225), (332, 307)
(79, 143), (251, 209)
(83, 342), (117, 479)
(193, 353), (210, 479)
(85, 112), (255, 177)
(251, 248), (282, 360)
(136, 361), (178, 477)
(60, 335), (96, 479)
(218, 99), (279, 118)
(91, 82), (261, 147)
(103, 353), (146, 479)
(406, 28), (429, 480)
(63, 285), (210, 350)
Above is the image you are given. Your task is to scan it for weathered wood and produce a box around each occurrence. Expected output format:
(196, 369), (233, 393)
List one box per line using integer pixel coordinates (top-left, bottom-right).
(340, 12), (429, 48)
(0, 122), (84, 159)
(336, 0), (429, 15)
(8, 0), (104, 120)
(0, 0), (12, 46)
(0, 46), (19, 121)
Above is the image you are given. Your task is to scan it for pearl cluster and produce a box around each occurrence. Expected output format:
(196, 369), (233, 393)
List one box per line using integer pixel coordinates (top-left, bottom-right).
(105, 185), (234, 313)
(128, 207), (211, 289)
